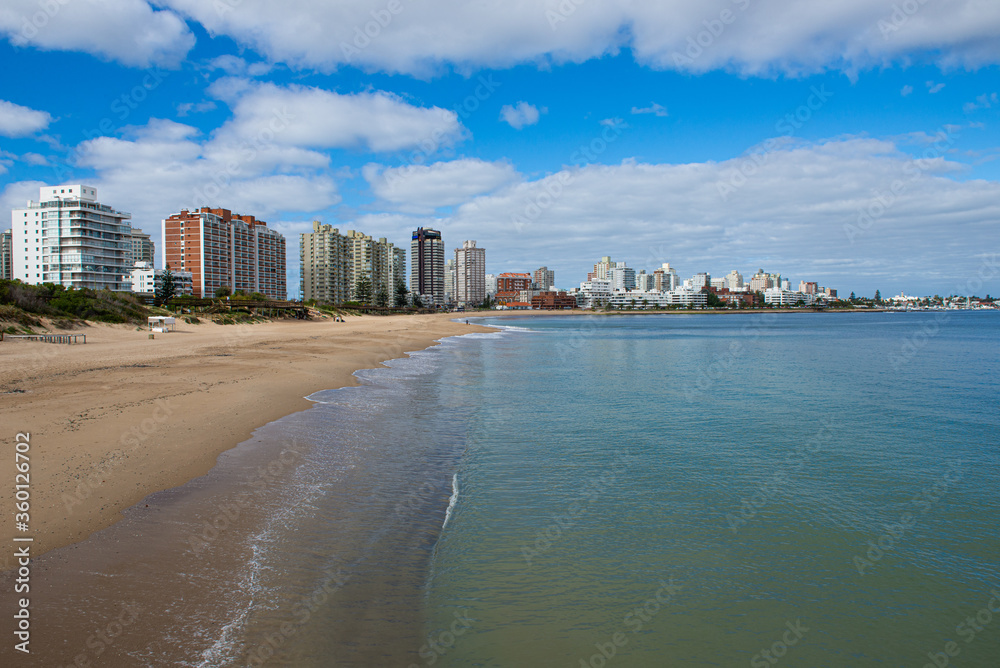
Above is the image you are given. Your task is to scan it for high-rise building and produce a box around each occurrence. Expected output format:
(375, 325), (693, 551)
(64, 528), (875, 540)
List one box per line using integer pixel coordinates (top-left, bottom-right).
(799, 281), (818, 295)
(587, 256), (613, 281)
(654, 263), (679, 292)
(455, 240), (486, 306)
(129, 229), (155, 265)
(749, 269), (777, 292)
(300, 221), (351, 304)
(485, 273), (497, 297)
(725, 270), (744, 291)
(162, 207), (286, 299)
(534, 266), (555, 291)
(444, 258), (456, 304)
(609, 263), (636, 291)
(690, 272), (711, 289)
(300, 222), (404, 304)
(0, 229), (12, 280)
(636, 270), (655, 291)
(346, 230), (406, 304)
(12, 184), (131, 290)
(410, 227), (444, 306)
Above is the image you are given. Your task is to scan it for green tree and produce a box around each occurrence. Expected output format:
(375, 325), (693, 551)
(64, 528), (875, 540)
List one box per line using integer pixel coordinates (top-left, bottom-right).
(849, 291), (856, 302)
(354, 276), (373, 305)
(412, 293), (424, 308)
(394, 279), (409, 307)
(375, 286), (389, 308)
(479, 294), (495, 310)
(154, 266), (177, 307)
(215, 285), (232, 298)
(874, 289), (881, 303)
(705, 292), (725, 308)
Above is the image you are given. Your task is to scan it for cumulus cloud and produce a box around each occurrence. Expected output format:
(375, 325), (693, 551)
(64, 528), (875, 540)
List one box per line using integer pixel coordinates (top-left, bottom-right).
(0, 99), (52, 137)
(20, 152), (48, 166)
(60, 117), (340, 268)
(210, 79), (466, 153)
(499, 102), (542, 130)
(176, 101), (218, 117)
(364, 159), (520, 213)
(631, 102), (668, 117)
(926, 81), (946, 94)
(964, 93), (998, 113)
(900, 85), (913, 97)
(0, 0), (194, 67)
(158, 0), (1000, 76)
(387, 137), (999, 295)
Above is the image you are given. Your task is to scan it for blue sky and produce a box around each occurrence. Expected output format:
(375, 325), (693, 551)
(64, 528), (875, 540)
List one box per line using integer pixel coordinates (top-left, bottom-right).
(1, 0), (998, 298)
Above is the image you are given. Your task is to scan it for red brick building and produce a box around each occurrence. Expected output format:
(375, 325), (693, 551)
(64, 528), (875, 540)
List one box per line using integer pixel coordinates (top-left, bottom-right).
(495, 272), (532, 306)
(531, 291), (577, 309)
(162, 207), (286, 299)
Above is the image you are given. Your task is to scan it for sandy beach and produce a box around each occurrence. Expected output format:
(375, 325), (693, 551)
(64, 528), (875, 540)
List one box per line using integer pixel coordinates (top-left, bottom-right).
(0, 313), (493, 564)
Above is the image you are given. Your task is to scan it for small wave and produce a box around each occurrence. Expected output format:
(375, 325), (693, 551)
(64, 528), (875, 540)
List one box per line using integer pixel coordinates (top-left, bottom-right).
(442, 473), (459, 530)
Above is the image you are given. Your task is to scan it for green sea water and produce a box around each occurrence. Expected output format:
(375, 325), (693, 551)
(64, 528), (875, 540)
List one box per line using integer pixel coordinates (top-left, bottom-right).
(419, 312), (1000, 667)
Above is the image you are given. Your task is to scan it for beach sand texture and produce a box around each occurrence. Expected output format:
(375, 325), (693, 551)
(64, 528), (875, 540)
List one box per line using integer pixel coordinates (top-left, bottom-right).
(0, 313), (493, 563)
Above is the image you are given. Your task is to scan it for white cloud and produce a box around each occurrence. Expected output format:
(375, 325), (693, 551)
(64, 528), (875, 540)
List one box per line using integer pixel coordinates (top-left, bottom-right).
(62, 117), (340, 268)
(158, 0), (1000, 75)
(964, 93), (998, 113)
(631, 102), (668, 117)
(499, 102), (542, 130)
(210, 80), (466, 153)
(204, 54), (273, 77)
(0, 180), (47, 229)
(20, 152), (48, 166)
(364, 159), (520, 213)
(900, 85), (913, 97)
(176, 101), (218, 117)
(0, 99), (52, 137)
(0, 0), (194, 67)
(387, 137), (1000, 294)
(926, 81), (946, 94)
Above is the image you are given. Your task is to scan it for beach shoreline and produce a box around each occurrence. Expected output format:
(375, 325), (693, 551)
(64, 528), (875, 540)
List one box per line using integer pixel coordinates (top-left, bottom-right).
(0, 313), (494, 562)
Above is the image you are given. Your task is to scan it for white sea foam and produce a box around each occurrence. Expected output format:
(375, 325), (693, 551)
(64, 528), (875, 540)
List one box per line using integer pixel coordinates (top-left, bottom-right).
(442, 473), (459, 530)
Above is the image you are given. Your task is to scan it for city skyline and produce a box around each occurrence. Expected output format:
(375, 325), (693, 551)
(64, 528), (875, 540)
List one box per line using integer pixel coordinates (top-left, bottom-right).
(0, 2), (998, 296)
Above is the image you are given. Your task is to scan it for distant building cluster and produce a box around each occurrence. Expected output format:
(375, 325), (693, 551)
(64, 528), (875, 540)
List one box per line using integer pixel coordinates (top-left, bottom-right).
(7, 183), (989, 312)
(566, 258), (838, 310)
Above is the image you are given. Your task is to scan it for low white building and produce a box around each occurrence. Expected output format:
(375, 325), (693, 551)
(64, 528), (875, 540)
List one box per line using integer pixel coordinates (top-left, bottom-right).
(578, 279), (612, 309)
(764, 288), (815, 306)
(608, 287), (708, 309)
(128, 262), (193, 296)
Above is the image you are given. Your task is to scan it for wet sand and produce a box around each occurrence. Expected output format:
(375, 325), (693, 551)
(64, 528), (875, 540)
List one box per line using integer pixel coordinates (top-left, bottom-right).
(0, 313), (491, 562)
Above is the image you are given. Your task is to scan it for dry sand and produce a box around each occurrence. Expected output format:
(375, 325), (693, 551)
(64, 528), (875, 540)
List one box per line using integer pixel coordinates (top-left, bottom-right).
(0, 313), (493, 563)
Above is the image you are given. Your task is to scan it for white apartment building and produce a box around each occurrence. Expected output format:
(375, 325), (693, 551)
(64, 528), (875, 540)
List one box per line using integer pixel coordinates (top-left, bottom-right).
(608, 287), (708, 309)
(691, 272), (711, 289)
(609, 263), (636, 291)
(12, 184), (131, 290)
(764, 288), (815, 306)
(127, 261), (193, 296)
(485, 273), (497, 297)
(578, 278), (612, 308)
(654, 263), (679, 292)
(455, 240), (486, 306)
(724, 269), (744, 291)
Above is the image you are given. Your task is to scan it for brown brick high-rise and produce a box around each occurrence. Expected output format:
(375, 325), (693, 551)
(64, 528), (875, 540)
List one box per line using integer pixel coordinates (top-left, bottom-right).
(162, 207), (286, 299)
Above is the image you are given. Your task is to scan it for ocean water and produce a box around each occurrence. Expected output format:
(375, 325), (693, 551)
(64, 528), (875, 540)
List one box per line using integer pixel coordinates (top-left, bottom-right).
(9, 312), (998, 667)
(414, 312), (1000, 667)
